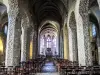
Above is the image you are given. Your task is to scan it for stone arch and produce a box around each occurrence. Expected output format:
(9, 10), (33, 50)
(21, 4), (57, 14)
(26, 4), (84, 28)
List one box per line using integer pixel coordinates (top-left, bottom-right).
(89, 2), (100, 54)
(20, 10), (31, 28)
(0, 2), (7, 27)
(38, 21), (60, 57)
(69, 12), (76, 29)
(69, 11), (78, 62)
(20, 10), (34, 61)
(0, 2), (8, 65)
(89, 13), (100, 65)
(39, 20), (60, 33)
(0, 2), (6, 6)
(20, 7), (35, 60)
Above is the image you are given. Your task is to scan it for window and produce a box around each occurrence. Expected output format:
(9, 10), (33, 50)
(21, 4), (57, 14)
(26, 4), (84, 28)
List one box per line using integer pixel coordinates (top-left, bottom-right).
(92, 24), (96, 38)
(4, 25), (8, 35)
(52, 36), (56, 47)
(90, 22), (97, 42)
(47, 35), (51, 48)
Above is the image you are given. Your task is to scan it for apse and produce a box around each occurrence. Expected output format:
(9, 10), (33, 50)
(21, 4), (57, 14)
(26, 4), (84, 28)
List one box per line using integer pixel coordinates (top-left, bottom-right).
(39, 27), (59, 57)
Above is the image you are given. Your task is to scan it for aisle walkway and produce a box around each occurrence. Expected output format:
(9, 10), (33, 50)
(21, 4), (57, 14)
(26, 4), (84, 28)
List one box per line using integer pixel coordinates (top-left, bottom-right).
(41, 59), (57, 73)
(36, 73), (59, 75)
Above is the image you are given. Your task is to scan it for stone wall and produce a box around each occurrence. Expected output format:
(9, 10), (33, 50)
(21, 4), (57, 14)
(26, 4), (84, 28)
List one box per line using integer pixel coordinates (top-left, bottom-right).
(67, 0), (77, 61)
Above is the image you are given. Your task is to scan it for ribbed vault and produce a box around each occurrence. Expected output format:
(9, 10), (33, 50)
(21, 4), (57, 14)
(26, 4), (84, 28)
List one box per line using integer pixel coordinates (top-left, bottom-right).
(30, 0), (67, 28)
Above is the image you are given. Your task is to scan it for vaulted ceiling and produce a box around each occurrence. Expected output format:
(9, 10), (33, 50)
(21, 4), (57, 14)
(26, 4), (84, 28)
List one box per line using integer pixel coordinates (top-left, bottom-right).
(29, 0), (67, 27)
(89, 0), (98, 8)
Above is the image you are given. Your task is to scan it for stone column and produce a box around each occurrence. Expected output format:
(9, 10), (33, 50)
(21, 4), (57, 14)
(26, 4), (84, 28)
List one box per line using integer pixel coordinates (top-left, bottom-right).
(97, 36), (100, 65)
(79, 0), (92, 66)
(21, 27), (27, 62)
(5, 0), (21, 67)
(33, 31), (38, 58)
(30, 30), (35, 59)
(44, 35), (47, 55)
(26, 29), (31, 60)
(68, 27), (73, 61)
(56, 35), (59, 55)
(72, 29), (78, 62)
(98, 47), (100, 65)
(63, 27), (69, 59)
(97, 0), (100, 9)
(97, 21), (100, 65)
(60, 29), (64, 58)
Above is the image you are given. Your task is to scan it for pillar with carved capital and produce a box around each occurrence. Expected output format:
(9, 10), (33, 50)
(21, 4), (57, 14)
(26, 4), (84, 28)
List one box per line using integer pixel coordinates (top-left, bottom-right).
(5, 0), (21, 67)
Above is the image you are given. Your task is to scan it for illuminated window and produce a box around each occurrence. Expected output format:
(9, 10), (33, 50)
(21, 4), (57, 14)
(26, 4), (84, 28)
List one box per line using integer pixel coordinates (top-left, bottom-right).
(4, 25), (8, 35)
(92, 24), (96, 38)
(0, 37), (3, 53)
(29, 41), (33, 59)
(53, 38), (56, 47)
(47, 35), (51, 48)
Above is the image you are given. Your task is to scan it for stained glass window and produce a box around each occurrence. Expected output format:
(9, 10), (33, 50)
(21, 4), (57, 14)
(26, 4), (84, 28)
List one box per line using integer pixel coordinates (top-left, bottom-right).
(47, 35), (51, 48)
(92, 24), (96, 38)
(4, 25), (8, 35)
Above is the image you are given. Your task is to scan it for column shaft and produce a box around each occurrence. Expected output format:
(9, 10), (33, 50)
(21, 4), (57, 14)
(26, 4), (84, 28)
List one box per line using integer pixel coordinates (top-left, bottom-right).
(63, 28), (69, 59)
(72, 29), (78, 62)
(5, 0), (21, 67)
(21, 28), (27, 62)
(33, 31), (37, 58)
(79, 0), (92, 66)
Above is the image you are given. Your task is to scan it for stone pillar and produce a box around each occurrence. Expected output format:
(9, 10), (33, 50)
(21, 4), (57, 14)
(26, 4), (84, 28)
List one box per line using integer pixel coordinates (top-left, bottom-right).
(97, 36), (100, 65)
(30, 30), (34, 59)
(69, 11), (78, 62)
(26, 29), (31, 60)
(33, 31), (38, 58)
(60, 29), (64, 58)
(72, 29), (78, 62)
(79, 0), (92, 66)
(21, 27), (27, 62)
(97, 0), (100, 9)
(97, 22), (100, 65)
(68, 27), (73, 61)
(98, 47), (100, 65)
(5, 0), (21, 67)
(56, 35), (59, 55)
(63, 26), (69, 59)
(44, 35), (47, 55)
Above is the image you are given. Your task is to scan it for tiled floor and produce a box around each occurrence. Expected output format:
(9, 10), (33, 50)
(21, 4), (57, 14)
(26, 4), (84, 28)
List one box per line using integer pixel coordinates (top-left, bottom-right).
(41, 60), (57, 73)
(36, 73), (60, 75)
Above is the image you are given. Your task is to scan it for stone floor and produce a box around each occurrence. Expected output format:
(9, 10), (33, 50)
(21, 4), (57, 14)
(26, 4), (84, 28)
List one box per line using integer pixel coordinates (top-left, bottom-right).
(41, 59), (57, 73)
(36, 73), (60, 75)
(36, 58), (59, 75)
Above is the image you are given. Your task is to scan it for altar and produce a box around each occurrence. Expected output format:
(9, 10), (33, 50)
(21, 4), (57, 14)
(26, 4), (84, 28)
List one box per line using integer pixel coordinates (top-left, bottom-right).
(46, 48), (52, 57)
